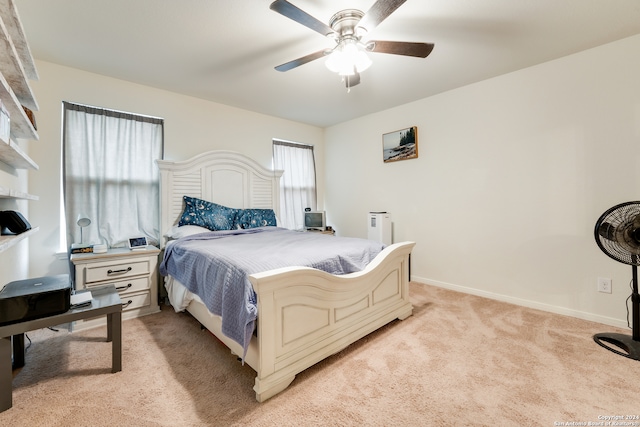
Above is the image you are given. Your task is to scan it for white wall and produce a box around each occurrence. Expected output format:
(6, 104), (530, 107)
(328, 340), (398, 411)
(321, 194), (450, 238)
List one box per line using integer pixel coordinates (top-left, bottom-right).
(24, 60), (324, 278)
(325, 35), (640, 328)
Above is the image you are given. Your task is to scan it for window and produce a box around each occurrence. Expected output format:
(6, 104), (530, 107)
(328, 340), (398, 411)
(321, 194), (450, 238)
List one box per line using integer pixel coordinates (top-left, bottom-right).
(272, 140), (317, 230)
(62, 102), (164, 248)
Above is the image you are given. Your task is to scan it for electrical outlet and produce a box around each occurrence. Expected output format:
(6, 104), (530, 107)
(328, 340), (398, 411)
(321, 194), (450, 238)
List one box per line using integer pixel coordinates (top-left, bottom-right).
(597, 277), (612, 294)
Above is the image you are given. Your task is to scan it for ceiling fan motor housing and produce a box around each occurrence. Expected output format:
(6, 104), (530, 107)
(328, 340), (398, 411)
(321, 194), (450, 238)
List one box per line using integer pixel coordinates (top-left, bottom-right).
(328, 9), (366, 39)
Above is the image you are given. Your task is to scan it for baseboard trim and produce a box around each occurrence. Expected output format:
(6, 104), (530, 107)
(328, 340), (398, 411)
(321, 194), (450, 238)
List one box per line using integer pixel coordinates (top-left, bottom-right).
(411, 275), (629, 330)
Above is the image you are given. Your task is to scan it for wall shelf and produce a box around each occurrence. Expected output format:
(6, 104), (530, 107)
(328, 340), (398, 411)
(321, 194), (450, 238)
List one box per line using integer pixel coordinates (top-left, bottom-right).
(0, 137), (38, 169)
(0, 70), (37, 140)
(0, 0), (39, 255)
(0, 226), (38, 252)
(0, 0), (38, 81)
(0, 0), (39, 141)
(0, 10), (37, 111)
(0, 186), (38, 200)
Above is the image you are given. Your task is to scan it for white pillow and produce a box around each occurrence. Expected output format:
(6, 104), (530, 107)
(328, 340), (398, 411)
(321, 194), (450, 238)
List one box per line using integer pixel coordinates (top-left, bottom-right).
(165, 224), (210, 239)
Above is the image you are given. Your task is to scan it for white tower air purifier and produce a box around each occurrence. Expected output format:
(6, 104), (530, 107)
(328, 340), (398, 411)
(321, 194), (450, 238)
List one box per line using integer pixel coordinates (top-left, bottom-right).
(368, 212), (392, 245)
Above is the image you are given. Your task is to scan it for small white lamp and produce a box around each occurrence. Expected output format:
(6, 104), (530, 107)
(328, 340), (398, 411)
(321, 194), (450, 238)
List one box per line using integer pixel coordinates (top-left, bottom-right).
(77, 214), (91, 244)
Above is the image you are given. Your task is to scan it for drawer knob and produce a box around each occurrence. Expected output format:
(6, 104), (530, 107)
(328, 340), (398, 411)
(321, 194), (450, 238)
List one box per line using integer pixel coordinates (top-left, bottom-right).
(122, 299), (133, 308)
(107, 267), (132, 275)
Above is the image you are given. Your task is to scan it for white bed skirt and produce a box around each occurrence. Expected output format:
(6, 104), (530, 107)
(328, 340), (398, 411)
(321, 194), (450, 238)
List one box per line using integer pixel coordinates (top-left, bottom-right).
(164, 274), (195, 312)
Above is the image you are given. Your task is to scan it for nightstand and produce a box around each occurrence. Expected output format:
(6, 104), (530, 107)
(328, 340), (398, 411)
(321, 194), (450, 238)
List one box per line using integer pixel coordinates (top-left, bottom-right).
(70, 247), (160, 330)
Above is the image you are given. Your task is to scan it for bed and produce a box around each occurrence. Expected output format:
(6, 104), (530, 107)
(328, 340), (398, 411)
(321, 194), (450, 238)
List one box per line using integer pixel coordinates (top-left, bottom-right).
(156, 150), (414, 402)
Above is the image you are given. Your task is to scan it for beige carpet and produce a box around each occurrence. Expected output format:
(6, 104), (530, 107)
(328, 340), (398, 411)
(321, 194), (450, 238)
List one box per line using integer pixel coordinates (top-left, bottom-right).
(1, 282), (639, 427)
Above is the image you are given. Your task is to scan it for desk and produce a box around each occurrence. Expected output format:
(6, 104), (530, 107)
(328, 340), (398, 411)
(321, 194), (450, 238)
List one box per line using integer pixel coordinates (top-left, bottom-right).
(0, 285), (122, 412)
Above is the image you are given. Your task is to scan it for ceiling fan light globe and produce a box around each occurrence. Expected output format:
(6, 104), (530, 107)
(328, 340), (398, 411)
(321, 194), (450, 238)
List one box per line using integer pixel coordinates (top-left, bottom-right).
(354, 51), (372, 72)
(326, 50), (355, 75)
(325, 50), (343, 72)
(326, 44), (371, 76)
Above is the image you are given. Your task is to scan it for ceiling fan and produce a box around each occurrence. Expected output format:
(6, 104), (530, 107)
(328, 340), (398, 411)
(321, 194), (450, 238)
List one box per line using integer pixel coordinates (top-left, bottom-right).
(270, 0), (434, 89)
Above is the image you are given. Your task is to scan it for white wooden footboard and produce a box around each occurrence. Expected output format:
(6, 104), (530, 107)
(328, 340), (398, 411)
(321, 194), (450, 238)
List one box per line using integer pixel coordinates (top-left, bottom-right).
(249, 241), (414, 402)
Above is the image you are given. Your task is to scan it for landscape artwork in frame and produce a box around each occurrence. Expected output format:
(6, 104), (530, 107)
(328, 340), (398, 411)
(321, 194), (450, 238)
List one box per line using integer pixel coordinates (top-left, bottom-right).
(382, 126), (418, 163)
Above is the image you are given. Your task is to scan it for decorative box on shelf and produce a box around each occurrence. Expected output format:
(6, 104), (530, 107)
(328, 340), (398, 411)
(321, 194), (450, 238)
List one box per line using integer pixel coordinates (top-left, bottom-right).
(22, 106), (36, 131)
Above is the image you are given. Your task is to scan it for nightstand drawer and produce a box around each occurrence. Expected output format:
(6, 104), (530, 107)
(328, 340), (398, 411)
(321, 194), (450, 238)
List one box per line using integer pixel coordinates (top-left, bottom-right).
(85, 277), (149, 294)
(120, 291), (150, 312)
(84, 259), (151, 284)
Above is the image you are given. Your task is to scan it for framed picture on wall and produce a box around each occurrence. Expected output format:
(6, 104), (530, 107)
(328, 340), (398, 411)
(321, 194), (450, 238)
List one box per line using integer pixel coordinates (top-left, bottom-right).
(382, 126), (418, 163)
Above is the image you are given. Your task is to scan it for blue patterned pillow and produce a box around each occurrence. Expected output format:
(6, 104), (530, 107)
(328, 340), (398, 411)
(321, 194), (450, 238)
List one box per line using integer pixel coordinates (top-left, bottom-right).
(235, 208), (277, 229)
(178, 196), (239, 231)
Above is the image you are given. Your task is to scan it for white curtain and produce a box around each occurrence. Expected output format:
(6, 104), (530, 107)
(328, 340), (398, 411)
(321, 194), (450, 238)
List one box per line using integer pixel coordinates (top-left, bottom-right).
(273, 140), (317, 230)
(63, 102), (164, 248)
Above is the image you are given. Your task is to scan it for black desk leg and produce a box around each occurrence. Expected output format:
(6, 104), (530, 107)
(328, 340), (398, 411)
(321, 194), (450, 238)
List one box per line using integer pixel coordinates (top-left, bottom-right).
(12, 334), (25, 369)
(0, 337), (12, 412)
(107, 311), (122, 373)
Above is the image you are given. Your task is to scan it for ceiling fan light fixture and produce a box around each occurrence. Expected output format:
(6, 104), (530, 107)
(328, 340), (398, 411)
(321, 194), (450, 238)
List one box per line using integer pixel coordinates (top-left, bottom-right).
(325, 40), (372, 76)
(270, 0), (434, 88)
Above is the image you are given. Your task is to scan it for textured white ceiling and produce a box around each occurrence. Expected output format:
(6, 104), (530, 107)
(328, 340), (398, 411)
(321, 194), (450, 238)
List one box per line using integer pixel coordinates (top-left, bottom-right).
(14, 0), (640, 127)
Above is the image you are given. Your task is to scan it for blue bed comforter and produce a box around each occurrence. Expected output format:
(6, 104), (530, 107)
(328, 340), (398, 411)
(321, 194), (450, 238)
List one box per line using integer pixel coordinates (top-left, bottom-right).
(159, 227), (385, 357)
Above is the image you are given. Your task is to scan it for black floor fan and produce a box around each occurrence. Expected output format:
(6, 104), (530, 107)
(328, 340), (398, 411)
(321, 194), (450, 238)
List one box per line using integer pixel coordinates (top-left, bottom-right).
(594, 201), (640, 360)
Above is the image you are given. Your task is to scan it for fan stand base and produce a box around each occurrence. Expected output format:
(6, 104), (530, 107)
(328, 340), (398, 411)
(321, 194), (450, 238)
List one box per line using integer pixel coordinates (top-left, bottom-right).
(593, 333), (640, 361)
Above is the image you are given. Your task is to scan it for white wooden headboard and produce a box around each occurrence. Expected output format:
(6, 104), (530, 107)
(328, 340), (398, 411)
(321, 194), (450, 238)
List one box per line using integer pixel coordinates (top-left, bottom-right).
(156, 150), (283, 248)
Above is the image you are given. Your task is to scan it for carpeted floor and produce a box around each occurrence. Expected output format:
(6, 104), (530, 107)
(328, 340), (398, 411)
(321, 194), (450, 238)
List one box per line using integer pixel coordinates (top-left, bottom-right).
(1, 282), (639, 426)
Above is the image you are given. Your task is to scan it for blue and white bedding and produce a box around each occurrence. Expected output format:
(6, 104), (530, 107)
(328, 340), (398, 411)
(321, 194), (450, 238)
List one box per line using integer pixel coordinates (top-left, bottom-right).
(159, 227), (385, 357)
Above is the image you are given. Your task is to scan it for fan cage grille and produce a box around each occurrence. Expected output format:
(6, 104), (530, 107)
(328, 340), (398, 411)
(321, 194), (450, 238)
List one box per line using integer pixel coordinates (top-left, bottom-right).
(595, 201), (640, 266)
